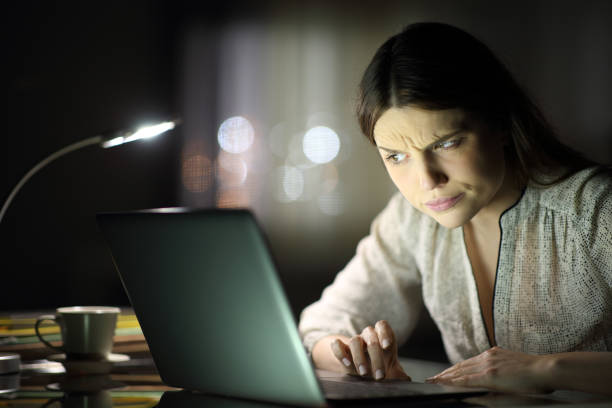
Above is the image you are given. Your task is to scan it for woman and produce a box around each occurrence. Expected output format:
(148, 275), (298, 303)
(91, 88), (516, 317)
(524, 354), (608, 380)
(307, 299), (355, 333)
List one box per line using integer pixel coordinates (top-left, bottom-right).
(298, 22), (612, 395)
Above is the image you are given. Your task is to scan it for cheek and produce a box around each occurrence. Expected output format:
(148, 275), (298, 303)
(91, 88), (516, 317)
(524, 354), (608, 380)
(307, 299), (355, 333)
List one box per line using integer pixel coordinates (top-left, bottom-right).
(385, 166), (420, 203)
(457, 138), (506, 187)
(384, 165), (404, 190)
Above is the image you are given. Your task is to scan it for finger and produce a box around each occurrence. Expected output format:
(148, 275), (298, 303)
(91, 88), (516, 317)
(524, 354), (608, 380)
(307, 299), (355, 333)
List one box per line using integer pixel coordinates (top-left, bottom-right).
(441, 373), (485, 388)
(389, 363), (412, 381)
(428, 359), (487, 383)
(373, 321), (411, 381)
(330, 339), (355, 373)
(432, 347), (501, 381)
(361, 326), (385, 380)
(429, 364), (466, 382)
(429, 353), (481, 380)
(432, 362), (463, 379)
(374, 320), (394, 350)
(449, 374), (480, 387)
(448, 371), (506, 392)
(349, 336), (369, 377)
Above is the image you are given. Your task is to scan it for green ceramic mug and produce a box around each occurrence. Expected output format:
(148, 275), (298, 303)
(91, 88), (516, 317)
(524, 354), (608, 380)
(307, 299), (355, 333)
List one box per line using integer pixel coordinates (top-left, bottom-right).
(35, 306), (120, 361)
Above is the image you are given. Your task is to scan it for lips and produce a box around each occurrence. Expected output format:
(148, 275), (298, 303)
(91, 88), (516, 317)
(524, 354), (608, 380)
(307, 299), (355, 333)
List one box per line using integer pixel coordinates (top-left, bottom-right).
(425, 193), (465, 212)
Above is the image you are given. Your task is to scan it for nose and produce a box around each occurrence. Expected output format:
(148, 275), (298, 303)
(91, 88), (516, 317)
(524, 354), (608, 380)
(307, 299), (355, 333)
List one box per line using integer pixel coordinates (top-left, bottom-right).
(418, 155), (448, 190)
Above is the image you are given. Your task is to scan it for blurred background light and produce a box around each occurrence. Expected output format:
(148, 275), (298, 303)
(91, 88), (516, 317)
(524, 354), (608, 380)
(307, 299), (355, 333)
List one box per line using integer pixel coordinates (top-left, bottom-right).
(216, 187), (250, 208)
(288, 132), (317, 170)
(282, 165), (304, 201)
(303, 126), (340, 164)
(274, 165), (304, 202)
(320, 163), (340, 194)
(218, 116), (255, 154)
(216, 151), (248, 187)
(181, 154), (214, 193)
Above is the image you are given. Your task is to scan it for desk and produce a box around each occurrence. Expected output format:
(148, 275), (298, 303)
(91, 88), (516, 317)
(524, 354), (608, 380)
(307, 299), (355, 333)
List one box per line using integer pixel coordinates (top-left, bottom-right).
(1, 313), (611, 408)
(3, 356), (611, 408)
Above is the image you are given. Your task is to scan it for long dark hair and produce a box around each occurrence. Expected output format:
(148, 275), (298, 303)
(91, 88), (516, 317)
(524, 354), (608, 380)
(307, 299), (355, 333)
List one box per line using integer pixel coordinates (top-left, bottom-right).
(357, 22), (596, 186)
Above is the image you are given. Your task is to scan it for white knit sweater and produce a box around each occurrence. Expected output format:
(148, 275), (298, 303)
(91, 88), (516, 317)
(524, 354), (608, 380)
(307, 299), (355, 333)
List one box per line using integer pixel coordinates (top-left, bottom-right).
(298, 167), (612, 364)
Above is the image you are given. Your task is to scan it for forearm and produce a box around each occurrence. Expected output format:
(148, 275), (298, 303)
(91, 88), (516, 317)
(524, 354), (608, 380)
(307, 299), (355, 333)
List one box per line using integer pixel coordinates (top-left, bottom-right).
(542, 351), (612, 395)
(311, 334), (351, 372)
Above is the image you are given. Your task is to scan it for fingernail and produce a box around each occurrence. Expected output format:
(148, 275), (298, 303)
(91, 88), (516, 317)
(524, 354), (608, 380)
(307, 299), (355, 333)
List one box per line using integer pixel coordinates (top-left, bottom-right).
(375, 369), (384, 380)
(382, 339), (390, 349)
(342, 358), (351, 367)
(359, 365), (367, 376)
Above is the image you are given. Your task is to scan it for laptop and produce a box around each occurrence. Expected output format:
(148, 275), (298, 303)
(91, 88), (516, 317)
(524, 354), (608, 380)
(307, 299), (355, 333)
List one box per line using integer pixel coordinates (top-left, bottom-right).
(97, 209), (487, 407)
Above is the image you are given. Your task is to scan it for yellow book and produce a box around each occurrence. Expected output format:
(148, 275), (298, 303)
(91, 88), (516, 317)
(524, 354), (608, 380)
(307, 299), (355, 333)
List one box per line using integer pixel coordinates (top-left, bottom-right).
(0, 314), (141, 337)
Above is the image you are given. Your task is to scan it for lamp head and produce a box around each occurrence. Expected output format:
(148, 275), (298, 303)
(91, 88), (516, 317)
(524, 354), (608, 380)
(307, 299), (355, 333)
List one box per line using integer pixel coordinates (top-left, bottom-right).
(101, 119), (181, 148)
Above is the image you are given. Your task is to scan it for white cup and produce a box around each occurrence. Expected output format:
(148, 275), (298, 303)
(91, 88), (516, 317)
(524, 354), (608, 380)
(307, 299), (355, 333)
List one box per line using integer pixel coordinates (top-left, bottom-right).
(35, 306), (120, 361)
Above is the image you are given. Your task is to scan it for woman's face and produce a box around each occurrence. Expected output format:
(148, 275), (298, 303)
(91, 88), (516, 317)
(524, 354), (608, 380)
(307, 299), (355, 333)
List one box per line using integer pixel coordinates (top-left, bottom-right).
(373, 106), (508, 229)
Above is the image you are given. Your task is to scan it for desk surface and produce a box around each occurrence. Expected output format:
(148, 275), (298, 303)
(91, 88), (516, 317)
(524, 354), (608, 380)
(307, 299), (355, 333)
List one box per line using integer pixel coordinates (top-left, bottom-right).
(3, 354), (611, 408)
(1, 312), (611, 408)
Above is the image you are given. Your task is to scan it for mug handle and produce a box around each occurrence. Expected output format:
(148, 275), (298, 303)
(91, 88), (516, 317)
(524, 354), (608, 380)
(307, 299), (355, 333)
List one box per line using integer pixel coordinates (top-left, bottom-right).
(35, 314), (64, 352)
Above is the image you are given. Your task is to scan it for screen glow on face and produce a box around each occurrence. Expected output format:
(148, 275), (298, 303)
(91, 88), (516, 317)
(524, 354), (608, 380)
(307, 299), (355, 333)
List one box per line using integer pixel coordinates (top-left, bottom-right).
(374, 106), (508, 229)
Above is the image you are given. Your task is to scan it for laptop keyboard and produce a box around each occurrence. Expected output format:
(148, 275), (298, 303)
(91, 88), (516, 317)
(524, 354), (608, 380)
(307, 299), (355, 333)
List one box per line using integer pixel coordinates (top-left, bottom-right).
(320, 377), (421, 398)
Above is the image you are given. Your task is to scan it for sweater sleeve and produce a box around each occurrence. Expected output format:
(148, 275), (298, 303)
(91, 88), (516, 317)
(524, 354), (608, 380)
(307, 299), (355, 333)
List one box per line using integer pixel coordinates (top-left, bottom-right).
(298, 193), (424, 354)
(580, 169), (612, 290)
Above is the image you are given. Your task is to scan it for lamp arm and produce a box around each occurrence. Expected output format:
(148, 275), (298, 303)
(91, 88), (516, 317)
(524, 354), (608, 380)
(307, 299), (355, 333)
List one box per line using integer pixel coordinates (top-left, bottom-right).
(0, 135), (103, 224)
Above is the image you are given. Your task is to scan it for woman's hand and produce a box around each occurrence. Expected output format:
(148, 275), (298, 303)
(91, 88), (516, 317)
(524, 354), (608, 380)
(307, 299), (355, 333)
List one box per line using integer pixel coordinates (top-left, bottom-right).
(329, 320), (410, 381)
(426, 346), (553, 394)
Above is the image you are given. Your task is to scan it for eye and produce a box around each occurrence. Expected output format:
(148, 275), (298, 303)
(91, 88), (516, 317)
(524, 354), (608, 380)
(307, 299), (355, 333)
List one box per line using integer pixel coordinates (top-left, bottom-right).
(433, 138), (462, 151)
(385, 152), (407, 165)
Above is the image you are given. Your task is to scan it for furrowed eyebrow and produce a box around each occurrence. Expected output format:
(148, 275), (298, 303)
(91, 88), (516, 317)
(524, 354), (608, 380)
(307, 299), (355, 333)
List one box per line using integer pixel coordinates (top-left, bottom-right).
(377, 146), (407, 154)
(377, 128), (465, 153)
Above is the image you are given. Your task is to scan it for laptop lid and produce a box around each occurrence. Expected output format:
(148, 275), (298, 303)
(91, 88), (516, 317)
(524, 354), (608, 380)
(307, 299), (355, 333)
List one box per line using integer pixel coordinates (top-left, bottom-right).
(97, 209), (325, 407)
(97, 209), (488, 405)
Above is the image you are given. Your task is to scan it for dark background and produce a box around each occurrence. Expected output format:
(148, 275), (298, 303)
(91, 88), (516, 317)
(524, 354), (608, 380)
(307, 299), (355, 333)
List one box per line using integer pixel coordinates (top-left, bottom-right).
(3, 1), (611, 363)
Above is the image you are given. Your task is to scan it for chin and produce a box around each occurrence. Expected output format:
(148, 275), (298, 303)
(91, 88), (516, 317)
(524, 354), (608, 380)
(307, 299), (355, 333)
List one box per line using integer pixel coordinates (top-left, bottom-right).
(428, 211), (470, 229)
(434, 218), (465, 229)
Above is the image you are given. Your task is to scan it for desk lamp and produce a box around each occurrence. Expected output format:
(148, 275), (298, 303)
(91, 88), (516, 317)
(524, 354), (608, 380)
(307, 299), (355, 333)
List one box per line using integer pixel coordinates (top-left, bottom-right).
(0, 119), (180, 224)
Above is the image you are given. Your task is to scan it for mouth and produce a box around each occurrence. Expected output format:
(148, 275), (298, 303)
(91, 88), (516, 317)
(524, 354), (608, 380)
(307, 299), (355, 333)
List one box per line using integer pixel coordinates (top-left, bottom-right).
(425, 193), (465, 212)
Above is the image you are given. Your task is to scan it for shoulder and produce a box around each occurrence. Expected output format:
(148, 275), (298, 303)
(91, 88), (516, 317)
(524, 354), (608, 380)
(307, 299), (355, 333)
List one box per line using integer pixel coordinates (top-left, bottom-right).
(377, 191), (417, 223)
(371, 191), (445, 257)
(530, 166), (612, 223)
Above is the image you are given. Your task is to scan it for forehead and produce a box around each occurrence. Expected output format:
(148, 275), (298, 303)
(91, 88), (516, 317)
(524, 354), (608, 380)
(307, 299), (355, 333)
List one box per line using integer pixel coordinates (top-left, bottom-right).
(373, 106), (468, 150)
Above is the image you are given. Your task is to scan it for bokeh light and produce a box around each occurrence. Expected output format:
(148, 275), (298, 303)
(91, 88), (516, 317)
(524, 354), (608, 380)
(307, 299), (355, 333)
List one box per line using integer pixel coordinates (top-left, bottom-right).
(217, 188), (250, 208)
(320, 163), (339, 194)
(218, 116), (255, 154)
(288, 132), (316, 169)
(274, 165), (304, 202)
(182, 155), (214, 193)
(303, 126), (340, 164)
(282, 166), (304, 201)
(216, 151), (248, 187)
